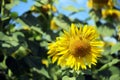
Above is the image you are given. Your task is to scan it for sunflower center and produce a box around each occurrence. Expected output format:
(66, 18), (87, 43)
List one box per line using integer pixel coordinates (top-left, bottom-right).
(70, 39), (91, 57)
(110, 13), (119, 19)
(93, 0), (108, 3)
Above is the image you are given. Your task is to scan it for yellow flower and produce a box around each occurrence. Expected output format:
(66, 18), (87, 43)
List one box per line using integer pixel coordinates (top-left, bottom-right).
(41, 4), (57, 13)
(30, 6), (38, 12)
(23, 26), (31, 31)
(42, 59), (49, 67)
(48, 24), (104, 70)
(50, 19), (59, 30)
(102, 9), (120, 21)
(87, 0), (113, 9)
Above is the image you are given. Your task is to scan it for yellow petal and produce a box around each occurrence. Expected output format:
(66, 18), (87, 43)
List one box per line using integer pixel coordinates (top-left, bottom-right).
(52, 56), (58, 63)
(90, 41), (104, 47)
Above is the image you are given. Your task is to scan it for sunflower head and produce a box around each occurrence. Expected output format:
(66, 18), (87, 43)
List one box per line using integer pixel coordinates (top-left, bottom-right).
(102, 9), (120, 22)
(87, 0), (113, 9)
(40, 4), (57, 13)
(48, 24), (104, 70)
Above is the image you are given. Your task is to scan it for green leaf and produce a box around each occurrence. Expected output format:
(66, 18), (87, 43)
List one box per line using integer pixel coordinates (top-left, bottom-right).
(12, 32), (24, 42)
(0, 56), (7, 69)
(35, 35), (41, 40)
(54, 16), (70, 30)
(42, 33), (52, 41)
(76, 75), (85, 80)
(0, 32), (25, 47)
(15, 18), (29, 28)
(34, 1), (42, 7)
(2, 43), (11, 48)
(34, 0), (47, 7)
(31, 26), (43, 34)
(40, 0), (48, 4)
(111, 43), (120, 54)
(62, 76), (76, 80)
(5, 0), (20, 10)
(109, 66), (120, 75)
(82, 69), (92, 75)
(89, 11), (99, 21)
(12, 46), (28, 58)
(32, 67), (50, 79)
(10, 12), (18, 18)
(99, 59), (120, 71)
(109, 74), (120, 80)
(108, 59), (120, 66)
(0, 32), (8, 40)
(21, 0), (27, 2)
(63, 5), (84, 12)
(98, 26), (115, 37)
(98, 63), (109, 71)
(0, 32), (18, 47)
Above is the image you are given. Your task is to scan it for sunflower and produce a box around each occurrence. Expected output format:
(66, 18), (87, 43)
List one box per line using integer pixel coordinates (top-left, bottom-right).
(87, 0), (113, 9)
(102, 9), (120, 22)
(50, 19), (59, 30)
(41, 4), (57, 13)
(48, 24), (104, 70)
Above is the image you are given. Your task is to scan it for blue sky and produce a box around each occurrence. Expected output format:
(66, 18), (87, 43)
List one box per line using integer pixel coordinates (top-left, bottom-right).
(11, 0), (35, 15)
(11, 0), (93, 24)
(57, 0), (89, 20)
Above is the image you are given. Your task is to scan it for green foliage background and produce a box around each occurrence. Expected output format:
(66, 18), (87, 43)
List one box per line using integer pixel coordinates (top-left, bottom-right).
(0, 0), (120, 80)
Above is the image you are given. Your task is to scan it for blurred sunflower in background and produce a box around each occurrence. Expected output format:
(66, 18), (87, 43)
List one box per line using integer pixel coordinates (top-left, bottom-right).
(50, 19), (59, 30)
(30, 3), (57, 13)
(87, 0), (113, 9)
(40, 4), (57, 13)
(102, 9), (120, 22)
(48, 24), (104, 71)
